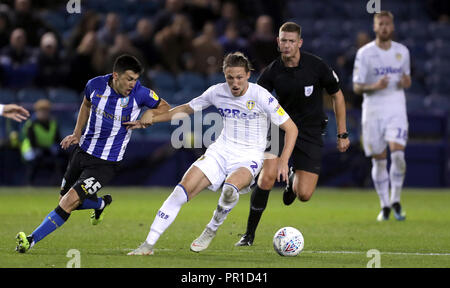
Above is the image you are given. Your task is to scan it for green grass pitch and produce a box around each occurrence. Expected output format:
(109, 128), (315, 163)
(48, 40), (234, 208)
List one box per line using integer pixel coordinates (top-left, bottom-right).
(1, 187), (449, 268)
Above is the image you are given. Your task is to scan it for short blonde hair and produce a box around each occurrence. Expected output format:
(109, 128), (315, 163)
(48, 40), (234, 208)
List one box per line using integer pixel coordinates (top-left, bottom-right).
(374, 10), (394, 22)
(279, 22), (302, 38)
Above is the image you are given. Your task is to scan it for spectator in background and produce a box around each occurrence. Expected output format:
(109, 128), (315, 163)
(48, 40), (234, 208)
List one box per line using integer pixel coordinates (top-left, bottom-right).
(336, 31), (370, 107)
(155, 13), (193, 74)
(67, 32), (106, 93)
(129, 18), (161, 70)
(97, 12), (121, 47)
(21, 99), (62, 185)
(0, 10), (11, 48)
(218, 21), (249, 56)
(35, 32), (69, 88)
(106, 33), (146, 73)
(215, 1), (251, 38)
(153, 0), (186, 34)
(191, 21), (223, 76)
(249, 15), (278, 72)
(65, 10), (100, 54)
(0, 28), (38, 89)
(10, 0), (51, 47)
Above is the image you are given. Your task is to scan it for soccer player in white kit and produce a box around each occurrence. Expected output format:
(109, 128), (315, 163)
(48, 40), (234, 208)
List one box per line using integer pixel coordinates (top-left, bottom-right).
(353, 11), (411, 221)
(126, 52), (298, 255)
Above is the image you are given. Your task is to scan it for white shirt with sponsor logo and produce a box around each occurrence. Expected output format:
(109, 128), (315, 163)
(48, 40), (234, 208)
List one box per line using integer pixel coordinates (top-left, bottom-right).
(353, 40), (410, 121)
(188, 82), (290, 157)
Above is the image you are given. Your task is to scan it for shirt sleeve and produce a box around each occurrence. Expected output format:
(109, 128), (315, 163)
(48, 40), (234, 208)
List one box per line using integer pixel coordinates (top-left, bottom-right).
(188, 85), (214, 112)
(84, 80), (93, 102)
(137, 84), (161, 109)
(259, 88), (290, 126)
(319, 60), (340, 95)
(0, 104), (4, 116)
(403, 47), (411, 76)
(256, 64), (274, 93)
(352, 49), (368, 84)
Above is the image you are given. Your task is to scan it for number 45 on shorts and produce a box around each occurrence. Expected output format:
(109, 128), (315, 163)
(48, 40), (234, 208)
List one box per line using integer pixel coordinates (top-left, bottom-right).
(81, 177), (102, 195)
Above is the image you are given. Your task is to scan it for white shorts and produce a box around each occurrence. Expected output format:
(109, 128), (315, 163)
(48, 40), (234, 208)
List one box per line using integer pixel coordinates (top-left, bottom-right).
(362, 114), (408, 156)
(192, 143), (263, 193)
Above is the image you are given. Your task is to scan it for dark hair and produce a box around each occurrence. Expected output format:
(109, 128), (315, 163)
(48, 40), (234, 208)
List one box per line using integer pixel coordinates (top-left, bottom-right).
(113, 54), (143, 75)
(222, 52), (254, 73)
(279, 22), (302, 38)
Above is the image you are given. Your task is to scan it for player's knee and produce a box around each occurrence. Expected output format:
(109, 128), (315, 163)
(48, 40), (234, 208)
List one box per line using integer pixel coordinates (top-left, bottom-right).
(258, 173), (276, 190)
(59, 189), (81, 212)
(296, 187), (314, 202)
(391, 150), (406, 172)
(222, 184), (239, 204)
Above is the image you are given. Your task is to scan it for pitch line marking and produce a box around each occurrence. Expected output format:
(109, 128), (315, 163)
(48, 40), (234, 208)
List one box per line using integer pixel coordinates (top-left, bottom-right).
(121, 248), (450, 256)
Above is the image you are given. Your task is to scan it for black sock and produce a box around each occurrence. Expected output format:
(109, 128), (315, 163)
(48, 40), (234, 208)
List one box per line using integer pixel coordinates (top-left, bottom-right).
(245, 186), (270, 235)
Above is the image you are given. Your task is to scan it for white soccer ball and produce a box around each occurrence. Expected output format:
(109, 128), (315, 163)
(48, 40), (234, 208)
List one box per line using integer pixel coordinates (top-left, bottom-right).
(273, 227), (304, 256)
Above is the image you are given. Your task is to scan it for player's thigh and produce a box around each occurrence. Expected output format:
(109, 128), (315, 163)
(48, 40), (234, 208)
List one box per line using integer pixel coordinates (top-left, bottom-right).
(385, 115), (408, 149)
(362, 119), (387, 157)
(290, 146), (321, 201)
(293, 170), (319, 201)
(225, 167), (253, 191)
(257, 158), (279, 189)
(60, 146), (84, 198)
(179, 165), (212, 200)
(72, 161), (120, 203)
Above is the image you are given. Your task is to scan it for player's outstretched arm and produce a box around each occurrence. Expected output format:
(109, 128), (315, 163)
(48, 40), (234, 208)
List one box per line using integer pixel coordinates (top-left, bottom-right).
(278, 118), (298, 183)
(330, 89), (350, 153)
(0, 104), (30, 122)
(124, 103), (194, 130)
(60, 97), (91, 150)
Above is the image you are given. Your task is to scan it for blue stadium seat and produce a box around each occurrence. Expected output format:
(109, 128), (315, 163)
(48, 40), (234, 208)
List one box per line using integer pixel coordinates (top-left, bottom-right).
(48, 88), (81, 104)
(149, 71), (177, 91)
(172, 89), (203, 106)
(39, 11), (67, 34)
(406, 93), (426, 113)
(0, 89), (17, 103)
(176, 72), (206, 91)
(286, 0), (320, 19)
(17, 88), (47, 104)
(429, 23), (450, 41)
(207, 73), (224, 86)
(424, 94), (450, 113)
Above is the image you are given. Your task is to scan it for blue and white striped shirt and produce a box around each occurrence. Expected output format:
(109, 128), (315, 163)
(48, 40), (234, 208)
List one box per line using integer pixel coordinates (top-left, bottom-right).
(79, 74), (160, 161)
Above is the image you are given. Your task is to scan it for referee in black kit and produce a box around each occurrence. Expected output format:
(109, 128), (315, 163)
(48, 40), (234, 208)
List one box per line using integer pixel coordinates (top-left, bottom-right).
(236, 22), (350, 246)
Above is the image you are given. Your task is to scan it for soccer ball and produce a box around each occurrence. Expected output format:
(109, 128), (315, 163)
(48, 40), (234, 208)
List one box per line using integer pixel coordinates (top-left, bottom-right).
(273, 227), (304, 256)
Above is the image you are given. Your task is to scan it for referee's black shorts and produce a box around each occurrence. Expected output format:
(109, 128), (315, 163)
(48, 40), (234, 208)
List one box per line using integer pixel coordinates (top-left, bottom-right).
(265, 128), (322, 175)
(60, 146), (121, 201)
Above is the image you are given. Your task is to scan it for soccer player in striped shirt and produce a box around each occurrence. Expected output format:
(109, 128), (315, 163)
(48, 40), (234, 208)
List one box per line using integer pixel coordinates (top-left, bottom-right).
(15, 54), (170, 253)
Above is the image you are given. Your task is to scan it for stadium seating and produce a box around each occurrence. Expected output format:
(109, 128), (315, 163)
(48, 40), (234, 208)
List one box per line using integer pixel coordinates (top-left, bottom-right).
(47, 88), (81, 104)
(17, 88), (48, 104)
(0, 89), (17, 103)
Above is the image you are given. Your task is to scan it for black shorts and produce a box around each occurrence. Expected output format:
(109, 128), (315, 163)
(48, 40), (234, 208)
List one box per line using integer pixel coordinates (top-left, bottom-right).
(266, 129), (322, 175)
(60, 146), (121, 201)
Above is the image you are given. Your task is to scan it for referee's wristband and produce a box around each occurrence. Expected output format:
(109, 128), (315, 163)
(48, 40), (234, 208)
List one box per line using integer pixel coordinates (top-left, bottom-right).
(337, 132), (349, 139)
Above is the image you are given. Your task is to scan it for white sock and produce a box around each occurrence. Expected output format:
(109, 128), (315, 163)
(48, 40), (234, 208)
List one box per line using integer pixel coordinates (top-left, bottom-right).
(206, 183), (239, 232)
(390, 150), (406, 204)
(371, 158), (390, 208)
(146, 184), (188, 246)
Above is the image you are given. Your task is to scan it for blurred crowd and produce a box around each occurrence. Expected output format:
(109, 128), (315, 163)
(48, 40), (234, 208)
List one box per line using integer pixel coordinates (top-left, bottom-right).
(0, 0), (286, 93)
(0, 0), (449, 110)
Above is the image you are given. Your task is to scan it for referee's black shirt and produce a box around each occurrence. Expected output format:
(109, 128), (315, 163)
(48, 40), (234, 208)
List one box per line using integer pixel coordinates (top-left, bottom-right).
(257, 51), (340, 146)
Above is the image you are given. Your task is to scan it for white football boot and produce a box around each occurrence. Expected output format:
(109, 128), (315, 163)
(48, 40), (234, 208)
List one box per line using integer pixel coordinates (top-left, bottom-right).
(190, 227), (217, 252)
(127, 242), (154, 255)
